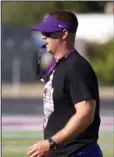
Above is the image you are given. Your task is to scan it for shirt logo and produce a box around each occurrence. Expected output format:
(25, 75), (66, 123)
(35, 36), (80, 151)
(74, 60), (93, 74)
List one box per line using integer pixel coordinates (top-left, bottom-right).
(43, 70), (55, 128)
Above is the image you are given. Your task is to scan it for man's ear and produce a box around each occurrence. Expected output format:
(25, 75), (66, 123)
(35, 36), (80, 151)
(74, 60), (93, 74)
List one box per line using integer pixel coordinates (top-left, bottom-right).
(62, 29), (69, 40)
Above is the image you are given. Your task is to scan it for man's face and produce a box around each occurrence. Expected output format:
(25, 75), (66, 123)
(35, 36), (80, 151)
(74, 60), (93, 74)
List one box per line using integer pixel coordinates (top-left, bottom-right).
(41, 31), (64, 54)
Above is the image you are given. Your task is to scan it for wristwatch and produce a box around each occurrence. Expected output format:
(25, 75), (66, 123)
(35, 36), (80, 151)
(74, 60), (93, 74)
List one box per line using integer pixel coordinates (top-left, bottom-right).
(48, 137), (57, 150)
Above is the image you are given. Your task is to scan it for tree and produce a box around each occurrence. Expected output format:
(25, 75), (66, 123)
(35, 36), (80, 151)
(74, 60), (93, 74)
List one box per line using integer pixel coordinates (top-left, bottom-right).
(2, 1), (106, 25)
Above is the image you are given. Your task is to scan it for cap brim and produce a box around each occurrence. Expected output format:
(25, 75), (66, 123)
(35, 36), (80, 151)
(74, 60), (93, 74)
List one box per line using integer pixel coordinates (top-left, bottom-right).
(31, 22), (62, 33)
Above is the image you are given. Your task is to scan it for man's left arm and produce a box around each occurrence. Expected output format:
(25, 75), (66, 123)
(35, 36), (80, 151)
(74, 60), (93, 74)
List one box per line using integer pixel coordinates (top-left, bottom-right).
(52, 99), (96, 144)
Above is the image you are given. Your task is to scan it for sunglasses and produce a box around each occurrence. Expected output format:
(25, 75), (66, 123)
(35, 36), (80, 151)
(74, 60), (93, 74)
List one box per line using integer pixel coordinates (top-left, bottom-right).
(42, 32), (53, 37)
(42, 30), (64, 38)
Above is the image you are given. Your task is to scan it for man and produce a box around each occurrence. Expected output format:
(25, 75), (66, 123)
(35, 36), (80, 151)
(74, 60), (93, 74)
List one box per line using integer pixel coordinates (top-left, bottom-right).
(27, 10), (103, 157)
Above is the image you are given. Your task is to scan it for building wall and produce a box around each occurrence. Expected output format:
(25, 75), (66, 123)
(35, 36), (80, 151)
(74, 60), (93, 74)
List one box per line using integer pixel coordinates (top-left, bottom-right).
(2, 26), (39, 83)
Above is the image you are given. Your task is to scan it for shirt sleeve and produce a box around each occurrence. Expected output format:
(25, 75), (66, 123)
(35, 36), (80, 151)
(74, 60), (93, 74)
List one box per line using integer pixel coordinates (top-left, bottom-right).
(67, 65), (98, 105)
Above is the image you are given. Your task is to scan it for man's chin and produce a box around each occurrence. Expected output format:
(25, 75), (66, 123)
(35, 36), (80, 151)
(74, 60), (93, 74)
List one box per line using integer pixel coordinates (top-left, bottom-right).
(47, 49), (54, 55)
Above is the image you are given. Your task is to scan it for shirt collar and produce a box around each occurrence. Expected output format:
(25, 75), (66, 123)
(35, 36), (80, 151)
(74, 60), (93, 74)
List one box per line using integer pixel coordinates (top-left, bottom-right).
(55, 48), (75, 63)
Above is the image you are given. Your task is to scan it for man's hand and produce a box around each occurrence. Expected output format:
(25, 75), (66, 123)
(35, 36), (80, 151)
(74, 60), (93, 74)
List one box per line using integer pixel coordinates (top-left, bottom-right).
(27, 140), (50, 157)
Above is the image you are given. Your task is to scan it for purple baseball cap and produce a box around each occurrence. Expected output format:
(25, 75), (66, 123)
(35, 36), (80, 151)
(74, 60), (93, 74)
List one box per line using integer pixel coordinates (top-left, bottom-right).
(31, 14), (73, 33)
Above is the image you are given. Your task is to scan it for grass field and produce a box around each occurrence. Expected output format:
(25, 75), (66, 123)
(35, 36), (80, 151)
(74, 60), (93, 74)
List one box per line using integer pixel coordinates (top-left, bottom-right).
(2, 129), (113, 157)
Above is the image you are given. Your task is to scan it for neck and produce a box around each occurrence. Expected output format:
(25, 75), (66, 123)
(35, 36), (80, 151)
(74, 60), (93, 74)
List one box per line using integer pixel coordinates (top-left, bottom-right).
(54, 45), (75, 60)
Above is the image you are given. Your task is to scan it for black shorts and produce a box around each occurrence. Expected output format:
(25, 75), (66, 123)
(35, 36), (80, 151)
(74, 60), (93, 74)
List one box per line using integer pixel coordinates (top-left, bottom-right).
(73, 143), (103, 157)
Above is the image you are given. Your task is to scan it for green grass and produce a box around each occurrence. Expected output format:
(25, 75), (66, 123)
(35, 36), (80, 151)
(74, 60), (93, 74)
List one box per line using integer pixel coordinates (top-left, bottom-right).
(2, 129), (113, 157)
